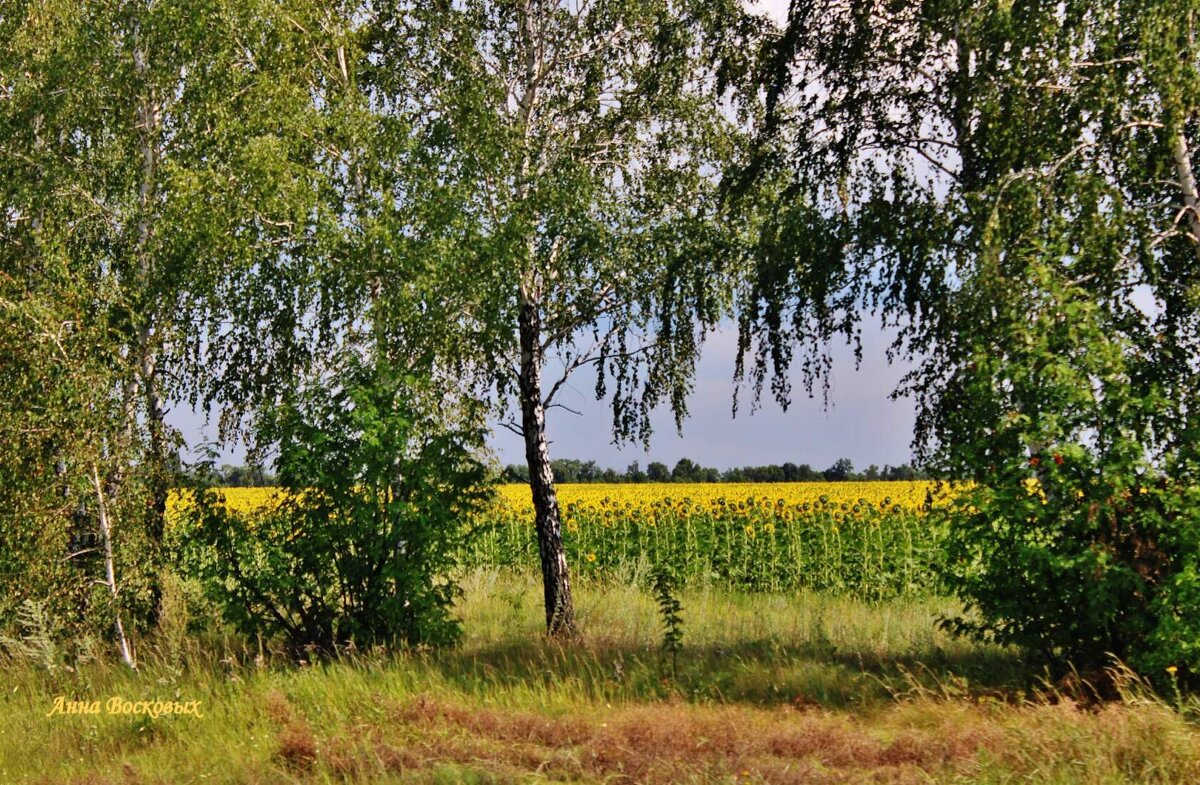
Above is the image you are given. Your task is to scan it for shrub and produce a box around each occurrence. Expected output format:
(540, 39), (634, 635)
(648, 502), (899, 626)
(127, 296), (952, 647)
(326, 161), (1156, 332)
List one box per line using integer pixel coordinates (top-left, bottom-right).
(932, 267), (1200, 687)
(178, 354), (491, 653)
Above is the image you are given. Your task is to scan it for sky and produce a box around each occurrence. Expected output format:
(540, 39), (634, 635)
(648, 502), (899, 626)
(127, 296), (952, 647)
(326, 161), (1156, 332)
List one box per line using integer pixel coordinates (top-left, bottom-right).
(167, 0), (922, 474)
(171, 321), (920, 473)
(490, 323), (919, 472)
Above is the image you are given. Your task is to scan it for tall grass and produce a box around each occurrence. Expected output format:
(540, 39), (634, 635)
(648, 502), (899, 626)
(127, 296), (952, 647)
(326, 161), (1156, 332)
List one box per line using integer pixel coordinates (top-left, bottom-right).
(0, 571), (1197, 784)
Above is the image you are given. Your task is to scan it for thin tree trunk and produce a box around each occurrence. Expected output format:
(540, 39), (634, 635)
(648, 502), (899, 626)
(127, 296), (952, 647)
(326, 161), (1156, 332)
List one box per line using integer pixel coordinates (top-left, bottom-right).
(1172, 127), (1200, 261)
(132, 23), (167, 624)
(517, 298), (576, 637)
(143, 355), (169, 548)
(89, 464), (136, 670)
(510, 0), (573, 637)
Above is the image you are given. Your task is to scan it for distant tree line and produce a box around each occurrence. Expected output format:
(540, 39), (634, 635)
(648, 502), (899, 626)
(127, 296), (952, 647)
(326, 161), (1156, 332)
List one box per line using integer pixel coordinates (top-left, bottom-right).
(187, 464), (276, 488)
(500, 457), (926, 485)
(207, 457), (924, 487)
(204, 456), (926, 484)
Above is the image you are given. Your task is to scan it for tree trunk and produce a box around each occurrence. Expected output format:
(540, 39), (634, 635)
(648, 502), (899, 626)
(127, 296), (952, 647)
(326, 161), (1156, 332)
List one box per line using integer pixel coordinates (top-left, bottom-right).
(89, 464), (136, 670)
(132, 25), (167, 627)
(517, 298), (576, 637)
(1172, 127), (1200, 262)
(143, 355), (169, 563)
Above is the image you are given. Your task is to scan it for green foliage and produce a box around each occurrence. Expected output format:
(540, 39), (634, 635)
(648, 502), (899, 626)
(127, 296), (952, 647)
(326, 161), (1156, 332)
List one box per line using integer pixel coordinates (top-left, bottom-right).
(0, 279), (159, 654)
(939, 468), (1179, 675)
(0, 600), (62, 673)
(738, 0), (1200, 682)
(358, 1), (755, 439)
(1136, 473), (1200, 685)
(929, 265), (1198, 677)
(178, 353), (492, 653)
(0, 0), (336, 651)
(650, 562), (684, 678)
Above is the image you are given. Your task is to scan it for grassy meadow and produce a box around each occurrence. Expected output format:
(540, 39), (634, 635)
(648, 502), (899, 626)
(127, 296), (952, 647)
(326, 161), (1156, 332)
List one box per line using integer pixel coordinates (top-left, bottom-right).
(3, 568), (1200, 784)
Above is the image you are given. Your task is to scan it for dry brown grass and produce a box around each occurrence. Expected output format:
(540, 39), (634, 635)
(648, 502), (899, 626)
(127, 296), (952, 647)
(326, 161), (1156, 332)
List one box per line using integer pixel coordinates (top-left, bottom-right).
(275, 718), (319, 770)
(238, 691), (1200, 784)
(25, 673), (1200, 784)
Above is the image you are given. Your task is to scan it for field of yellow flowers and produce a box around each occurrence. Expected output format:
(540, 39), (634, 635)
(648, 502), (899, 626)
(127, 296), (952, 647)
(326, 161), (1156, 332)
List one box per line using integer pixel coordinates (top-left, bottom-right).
(180, 481), (945, 598)
(476, 481), (944, 598)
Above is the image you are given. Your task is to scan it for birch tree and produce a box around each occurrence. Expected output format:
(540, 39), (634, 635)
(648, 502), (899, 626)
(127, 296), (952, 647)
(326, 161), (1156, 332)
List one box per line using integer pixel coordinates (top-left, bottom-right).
(738, 0), (1200, 674)
(0, 0), (330, 646)
(0, 0), (166, 649)
(357, 0), (764, 635)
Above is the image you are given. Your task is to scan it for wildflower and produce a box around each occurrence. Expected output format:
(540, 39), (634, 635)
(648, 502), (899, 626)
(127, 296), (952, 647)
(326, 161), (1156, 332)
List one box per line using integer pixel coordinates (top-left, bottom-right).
(1029, 456), (1041, 467)
(1167, 665), (1179, 676)
(1053, 454), (1064, 466)
(586, 552), (597, 563)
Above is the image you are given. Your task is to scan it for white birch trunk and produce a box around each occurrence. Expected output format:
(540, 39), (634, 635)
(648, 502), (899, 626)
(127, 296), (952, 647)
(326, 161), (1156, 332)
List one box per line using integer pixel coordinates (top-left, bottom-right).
(89, 464), (136, 670)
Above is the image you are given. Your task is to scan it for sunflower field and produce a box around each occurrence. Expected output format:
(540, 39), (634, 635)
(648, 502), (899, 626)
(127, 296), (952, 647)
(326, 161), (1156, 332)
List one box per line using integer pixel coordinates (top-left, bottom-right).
(470, 482), (946, 599)
(173, 481), (948, 600)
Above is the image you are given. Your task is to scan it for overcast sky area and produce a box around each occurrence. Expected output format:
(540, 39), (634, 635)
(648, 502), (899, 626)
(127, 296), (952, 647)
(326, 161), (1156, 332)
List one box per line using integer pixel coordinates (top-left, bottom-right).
(491, 324), (920, 472)
(171, 322), (920, 473)
(167, 0), (922, 474)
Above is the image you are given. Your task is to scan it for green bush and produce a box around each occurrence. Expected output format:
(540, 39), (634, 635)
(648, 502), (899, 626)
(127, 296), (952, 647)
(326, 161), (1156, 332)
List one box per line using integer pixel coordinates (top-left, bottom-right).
(942, 463), (1200, 689)
(178, 354), (491, 654)
(932, 266), (1200, 687)
(1141, 477), (1200, 684)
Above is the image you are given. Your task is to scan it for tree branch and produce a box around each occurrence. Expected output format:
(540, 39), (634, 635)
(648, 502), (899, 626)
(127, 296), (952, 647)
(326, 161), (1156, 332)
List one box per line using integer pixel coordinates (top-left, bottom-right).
(498, 419), (526, 438)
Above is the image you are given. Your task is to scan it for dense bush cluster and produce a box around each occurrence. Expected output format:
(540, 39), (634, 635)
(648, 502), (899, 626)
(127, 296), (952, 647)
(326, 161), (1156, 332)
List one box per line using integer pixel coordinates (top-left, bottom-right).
(176, 355), (491, 653)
